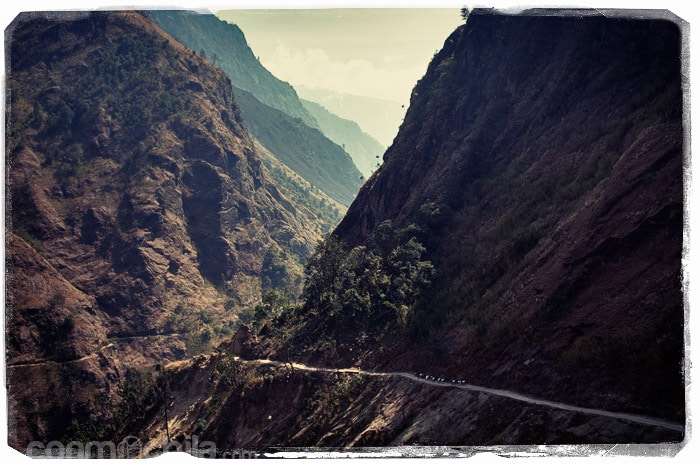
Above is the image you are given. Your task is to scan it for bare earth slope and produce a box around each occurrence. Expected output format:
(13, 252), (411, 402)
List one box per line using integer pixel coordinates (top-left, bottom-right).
(333, 10), (685, 423)
(5, 10), (324, 450)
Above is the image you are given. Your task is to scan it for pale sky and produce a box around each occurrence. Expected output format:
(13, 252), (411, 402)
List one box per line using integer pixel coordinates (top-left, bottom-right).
(215, 8), (464, 105)
(2, 3), (693, 108)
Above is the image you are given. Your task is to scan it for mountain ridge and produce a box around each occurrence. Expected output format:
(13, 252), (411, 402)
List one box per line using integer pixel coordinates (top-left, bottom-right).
(148, 9), (362, 207)
(232, 85), (362, 206)
(300, 98), (385, 178)
(5, 10), (331, 449)
(334, 10), (685, 420)
(148, 10), (318, 128)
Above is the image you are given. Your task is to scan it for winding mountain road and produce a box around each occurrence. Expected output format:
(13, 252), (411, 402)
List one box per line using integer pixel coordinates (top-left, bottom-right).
(234, 356), (685, 433)
(6, 345), (683, 434)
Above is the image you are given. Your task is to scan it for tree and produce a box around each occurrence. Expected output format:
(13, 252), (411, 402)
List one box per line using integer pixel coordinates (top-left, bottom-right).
(384, 237), (435, 327)
(461, 7), (471, 21)
(302, 235), (348, 316)
(213, 348), (238, 388)
(253, 290), (290, 320)
(301, 223), (435, 331)
(262, 249), (289, 291)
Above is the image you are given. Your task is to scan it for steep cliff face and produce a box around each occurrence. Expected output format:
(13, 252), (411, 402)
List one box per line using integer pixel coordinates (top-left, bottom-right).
(335, 10), (684, 421)
(5, 10), (324, 449)
(7, 9), (322, 328)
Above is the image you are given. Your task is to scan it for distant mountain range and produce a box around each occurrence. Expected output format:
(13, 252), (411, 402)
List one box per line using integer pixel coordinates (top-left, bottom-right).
(300, 98), (385, 178)
(297, 85), (406, 148)
(232, 86), (362, 206)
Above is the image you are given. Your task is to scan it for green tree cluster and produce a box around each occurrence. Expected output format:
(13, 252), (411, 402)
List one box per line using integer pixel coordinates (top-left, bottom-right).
(254, 290), (291, 321)
(302, 221), (435, 331)
(236, 290), (293, 335)
(62, 367), (163, 447)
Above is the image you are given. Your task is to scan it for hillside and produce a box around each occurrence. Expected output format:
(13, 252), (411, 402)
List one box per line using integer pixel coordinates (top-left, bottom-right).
(148, 10), (317, 128)
(148, 9), (362, 207)
(5, 10), (326, 450)
(301, 98), (385, 178)
(333, 9), (685, 422)
(186, 9), (685, 449)
(232, 87), (362, 206)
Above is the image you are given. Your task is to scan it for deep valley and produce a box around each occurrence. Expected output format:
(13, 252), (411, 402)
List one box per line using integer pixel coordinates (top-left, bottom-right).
(4, 7), (688, 458)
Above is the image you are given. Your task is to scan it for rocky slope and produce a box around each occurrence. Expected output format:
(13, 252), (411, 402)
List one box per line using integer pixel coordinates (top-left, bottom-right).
(131, 353), (679, 457)
(5, 10), (326, 450)
(334, 9), (685, 423)
(190, 9), (684, 449)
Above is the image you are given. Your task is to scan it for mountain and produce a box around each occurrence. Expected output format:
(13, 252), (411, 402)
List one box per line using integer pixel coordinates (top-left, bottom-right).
(4, 10), (327, 450)
(300, 98), (385, 178)
(148, 10), (318, 129)
(232, 87), (362, 206)
(5, 7), (687, 455)
(147, 10), (684, 450)
(296, 85), (406, 147)
(334, 8), (685, 426)
(148, 9), (362, 207)
(336, 12), (684, 419)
